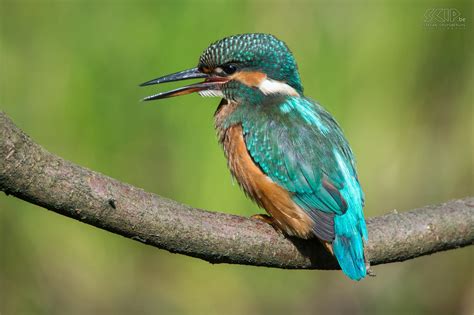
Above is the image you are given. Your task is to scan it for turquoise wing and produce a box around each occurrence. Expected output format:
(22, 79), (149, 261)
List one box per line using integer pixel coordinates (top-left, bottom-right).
(242, 97), (366, 242)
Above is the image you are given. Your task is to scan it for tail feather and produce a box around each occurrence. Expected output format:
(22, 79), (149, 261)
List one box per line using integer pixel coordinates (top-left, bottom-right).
(331, 150), (368, 280)
(332, 212), (368, 281)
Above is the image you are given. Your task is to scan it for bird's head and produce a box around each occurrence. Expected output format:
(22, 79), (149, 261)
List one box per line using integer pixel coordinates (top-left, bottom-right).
(141, 33), (303, 103)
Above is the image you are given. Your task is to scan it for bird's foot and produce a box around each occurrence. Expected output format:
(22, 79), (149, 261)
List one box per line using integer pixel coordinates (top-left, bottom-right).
(250, 214), (283, 234)
(251, 213), (273, 224)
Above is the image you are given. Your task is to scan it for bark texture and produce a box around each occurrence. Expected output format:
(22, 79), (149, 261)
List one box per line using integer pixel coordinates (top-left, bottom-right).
(1, 111), (473, 270)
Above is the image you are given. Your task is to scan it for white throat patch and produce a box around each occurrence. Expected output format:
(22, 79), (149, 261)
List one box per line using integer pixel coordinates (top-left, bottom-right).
(198, 90), (225, 98)
(258, 78), (299, 97)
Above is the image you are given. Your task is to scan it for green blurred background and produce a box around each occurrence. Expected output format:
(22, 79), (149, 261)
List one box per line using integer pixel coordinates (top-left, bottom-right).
(1, 0), (472, 314)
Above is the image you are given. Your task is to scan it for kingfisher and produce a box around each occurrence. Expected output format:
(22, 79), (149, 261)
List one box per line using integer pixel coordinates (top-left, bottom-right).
(140, 33), (368, 280)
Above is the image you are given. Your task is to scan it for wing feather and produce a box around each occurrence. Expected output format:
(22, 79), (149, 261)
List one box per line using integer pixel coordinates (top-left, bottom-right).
(242, 97), (363, 241)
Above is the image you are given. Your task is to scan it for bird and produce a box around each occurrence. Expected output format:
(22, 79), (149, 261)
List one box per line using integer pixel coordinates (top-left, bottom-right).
(140, 33), (368, 280)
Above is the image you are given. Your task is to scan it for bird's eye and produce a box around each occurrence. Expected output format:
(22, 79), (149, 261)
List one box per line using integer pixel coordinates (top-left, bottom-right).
(222, 64), (237, 75)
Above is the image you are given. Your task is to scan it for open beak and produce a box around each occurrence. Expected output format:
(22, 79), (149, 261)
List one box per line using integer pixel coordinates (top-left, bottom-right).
(140, 67), (227, 101)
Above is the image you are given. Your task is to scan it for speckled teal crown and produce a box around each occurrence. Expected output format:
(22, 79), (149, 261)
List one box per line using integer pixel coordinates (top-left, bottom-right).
(198, 33), (303, 93)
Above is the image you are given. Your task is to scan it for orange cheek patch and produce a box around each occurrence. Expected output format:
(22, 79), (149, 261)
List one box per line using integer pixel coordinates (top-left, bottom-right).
(232, 71), (267, 87)
(200, 66), (212, 74)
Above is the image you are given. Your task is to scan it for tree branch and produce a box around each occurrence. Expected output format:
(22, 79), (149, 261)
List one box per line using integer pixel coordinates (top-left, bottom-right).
(1, 111), (473, 270)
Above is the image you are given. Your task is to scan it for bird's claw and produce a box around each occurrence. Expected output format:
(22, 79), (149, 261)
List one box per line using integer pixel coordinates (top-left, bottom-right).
(250, 214), (283, 235)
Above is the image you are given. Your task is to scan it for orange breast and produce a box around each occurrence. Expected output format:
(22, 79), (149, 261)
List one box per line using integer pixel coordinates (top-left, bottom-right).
(222, 125), (314, 239)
